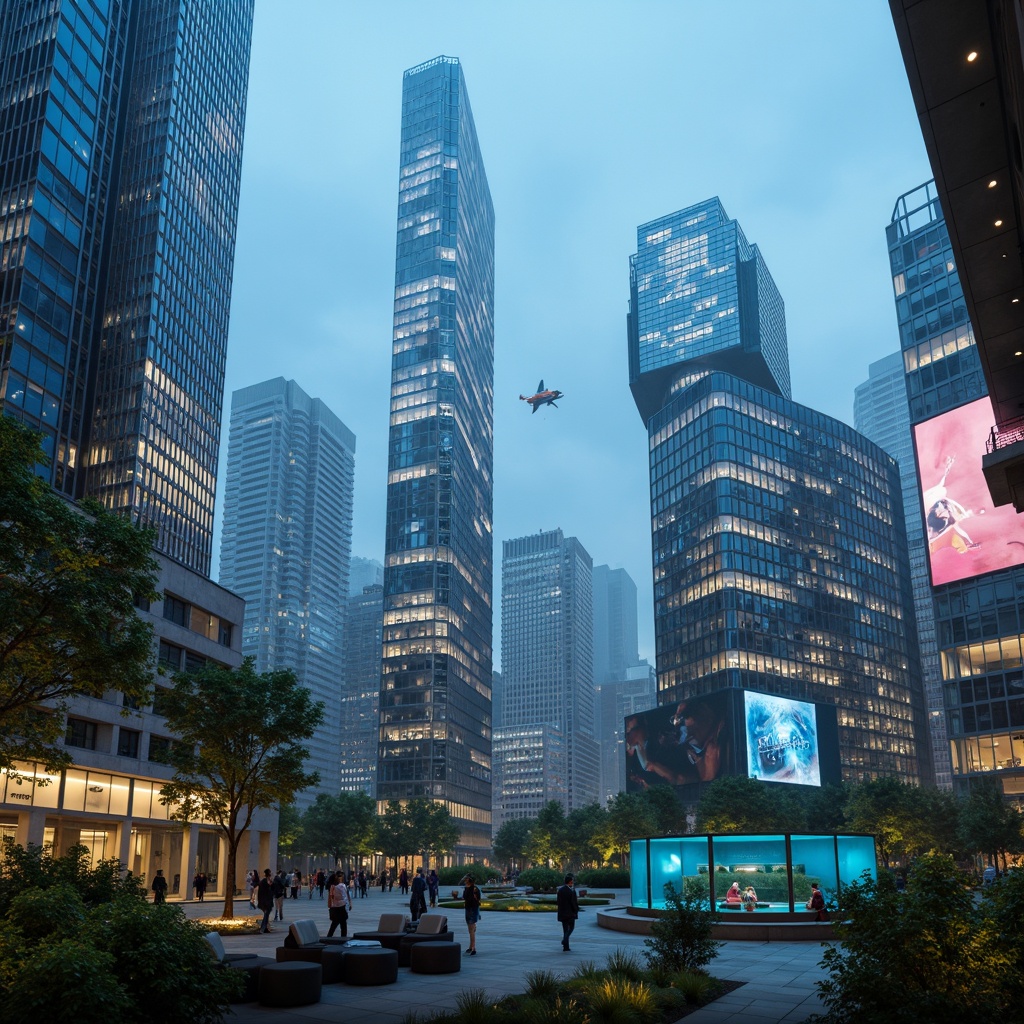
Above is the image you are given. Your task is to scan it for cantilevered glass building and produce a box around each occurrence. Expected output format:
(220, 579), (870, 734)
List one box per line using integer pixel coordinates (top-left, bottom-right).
(379, 56), (495, 855)
(628, 199), (932, 786)
(0, 0), (253, 575)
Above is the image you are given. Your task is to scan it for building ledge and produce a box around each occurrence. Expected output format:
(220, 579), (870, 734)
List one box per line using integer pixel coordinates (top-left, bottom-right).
(982, 436), (1024, 511)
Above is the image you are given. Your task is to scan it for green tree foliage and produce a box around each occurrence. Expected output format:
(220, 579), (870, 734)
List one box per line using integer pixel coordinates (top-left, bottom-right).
(405, 797), (461, 861)
(594, 792), (657, 867)
(813, 854), (1013, 1024)
(982, 868), (1024, 976)
(643, 878), (721, 973)
(492, 816), (532, 869)
(374, 800), (411, 865)
(275, 801), (303, 859)
(957, 779), (1024, 871)
(0, 417), (158, 773)
(844, 777), (957, 867)
(527, 800), (568, 866)
(300, 791), (376, 867)
(158, 659), (323, 917)
(640, 784), (686, 833)
(563, 803), (607, 871)
(695, 774), (807, 833)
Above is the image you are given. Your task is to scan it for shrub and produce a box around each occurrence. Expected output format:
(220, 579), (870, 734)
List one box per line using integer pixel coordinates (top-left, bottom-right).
(576, 868), (629, 888)
(582, 976), (660, 1024)
(812, 855), (1013, 1024)
(6, 883), (84, 945)
(0, 938), (130, 1024)
(517, 867), (564, 892)
(605, 948), (644, 981)
(524, 969), (562, 1000)
(643, 878), (721, 973)
(87, 896), (243, 1022)
(671, 969), (715, 1004)
(437, 864), (489, 886)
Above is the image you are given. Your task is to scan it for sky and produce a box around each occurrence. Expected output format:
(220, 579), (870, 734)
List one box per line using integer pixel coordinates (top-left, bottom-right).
(217, 1), (934, 669)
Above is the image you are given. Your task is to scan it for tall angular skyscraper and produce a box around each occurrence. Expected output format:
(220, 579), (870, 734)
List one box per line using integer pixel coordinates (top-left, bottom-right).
(592, 565), (642, 686)
(340, 584), (383, 796)
(495, 530), (599, 830)
(855, 347), (950, 788)
(628, 199), (932, 786)
(379, 57), (495, 854)
(219, 378), (355, 804)
(0, 1), (254, 575)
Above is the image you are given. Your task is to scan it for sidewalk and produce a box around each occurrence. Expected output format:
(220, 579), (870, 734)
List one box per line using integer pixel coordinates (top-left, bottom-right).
(177, 888), (827, 1023)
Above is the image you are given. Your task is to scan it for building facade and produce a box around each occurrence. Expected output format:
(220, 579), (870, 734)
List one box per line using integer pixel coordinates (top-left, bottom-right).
(592, 565), (643, 686)
(349, 556), (384, 597)
(596, 665), (657, 804)
(855, 347), (951, 787)
(0, 0), (254, 575)
(887, 180), (1024, 803)
(378, 56), (495, 855)
(628, 198), (932, 788)
(0, 552), (275, 898)
(219, 378), (355, 804)
(496, 529), (600, 828)
(340, 584), (383, 796)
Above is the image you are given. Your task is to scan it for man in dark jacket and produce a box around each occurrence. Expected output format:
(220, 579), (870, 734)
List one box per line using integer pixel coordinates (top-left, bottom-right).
(410, 867), (428, 921)
(556, 873), (579, 951)
(257, 868), (275, 933)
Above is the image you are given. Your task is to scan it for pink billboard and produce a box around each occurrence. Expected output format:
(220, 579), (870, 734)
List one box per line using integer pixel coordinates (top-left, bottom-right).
(914, 397), (1024, 586)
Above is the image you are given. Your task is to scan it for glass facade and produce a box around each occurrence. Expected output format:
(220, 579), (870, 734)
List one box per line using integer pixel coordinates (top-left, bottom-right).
(889, 181), (1024, 805)
(629, 199), (931, 789)
(630, 832), (876, 912)
(340, 584), (383, 796)
(219, 377), (355, 805)
(497, 530), (599, 828)
(0, 0), (254, 575)
(379, 56), (495, 854)
(854, 352), (950, 787)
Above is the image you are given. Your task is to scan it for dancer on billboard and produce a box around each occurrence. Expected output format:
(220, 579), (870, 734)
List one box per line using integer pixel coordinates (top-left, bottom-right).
(923, 455), (982, 556)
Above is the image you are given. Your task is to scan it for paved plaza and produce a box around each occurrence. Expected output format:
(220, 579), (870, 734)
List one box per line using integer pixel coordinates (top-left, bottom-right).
(177, 888), (829, 1023)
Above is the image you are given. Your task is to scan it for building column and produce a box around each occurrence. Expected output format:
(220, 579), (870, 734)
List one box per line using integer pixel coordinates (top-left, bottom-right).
(22, 807), (46, 846)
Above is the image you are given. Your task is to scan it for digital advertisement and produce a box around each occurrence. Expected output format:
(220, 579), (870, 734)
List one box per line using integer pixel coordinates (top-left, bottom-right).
(743, 691), (821, 787)
(914, 397), (1024, 586)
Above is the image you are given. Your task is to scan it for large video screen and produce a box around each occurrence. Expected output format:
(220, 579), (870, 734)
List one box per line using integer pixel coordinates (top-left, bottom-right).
(625, 691), (732, 792)
(744, 691), (820, 787)
(914, 397), (1024, 586)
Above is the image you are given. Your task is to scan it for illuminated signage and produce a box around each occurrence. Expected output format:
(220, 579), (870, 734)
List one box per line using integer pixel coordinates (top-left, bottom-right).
(744, 691), (820, 787)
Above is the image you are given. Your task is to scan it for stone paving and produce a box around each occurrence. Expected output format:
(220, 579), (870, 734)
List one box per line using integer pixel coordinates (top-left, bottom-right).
(176, 888), (829, 1024)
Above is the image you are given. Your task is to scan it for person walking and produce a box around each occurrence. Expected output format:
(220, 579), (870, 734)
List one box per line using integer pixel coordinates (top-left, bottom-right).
(152, 869), (168, 904)
(317, 869), (326, 899)
(556, 873), (579, 951)
(257, 869), (275, 933)
(326, 871), (353, 938)
(462, 874), (482, 956)
(399, 867), (409, 895)
(358, 868), (368, 898)
(290, 869), (301, 901)
(410, 867), (428, 922)
(271, 870), (286, 921)
(428, 869), (439, 908)
(380, 868), (388, 893)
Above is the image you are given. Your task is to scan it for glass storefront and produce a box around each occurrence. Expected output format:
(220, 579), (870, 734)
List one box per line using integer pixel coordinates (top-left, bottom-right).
(631, 832), (876, 911)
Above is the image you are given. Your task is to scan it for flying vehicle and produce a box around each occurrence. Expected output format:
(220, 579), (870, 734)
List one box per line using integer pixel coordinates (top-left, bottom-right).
(520, 380), (564, 413)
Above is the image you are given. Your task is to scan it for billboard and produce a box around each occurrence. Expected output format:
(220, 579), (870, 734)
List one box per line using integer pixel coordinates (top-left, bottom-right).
(625, 691), (734, 792)
(914, 397), (1024, 586)
(743, 691), (820, 787)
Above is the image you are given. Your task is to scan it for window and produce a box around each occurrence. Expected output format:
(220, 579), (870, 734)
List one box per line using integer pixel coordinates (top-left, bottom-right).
(218, 621), (232, 647)
(117, 729), (140, 758)
(163, 595), (190, 627)
(151, 687), (173, 718)
(148, 736), (173, 764)
(158, 640), (182, 669)
(65, 718), (97, 750)
(184, 651), (206, 673)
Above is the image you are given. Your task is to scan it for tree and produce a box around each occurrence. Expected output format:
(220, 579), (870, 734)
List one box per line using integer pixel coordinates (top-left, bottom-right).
(275, 802), (303, 860)
(492, 817), (532, 870)
(643, 877), (721, 973)
(158, 659), (323, 917)
(527, 800), (568, 867)
(0, 417), (158, 772)
(695, 775), (804, 833)
(300, 792), (376, 868)
(640, 784), (686, 834)
(563, 803), (606, 871)
(958, 780), (1024, 872)
(375, 800), (412, 867)
(593, 792), (657, 868)
(845, 777), (955, 868)
(422, 802), (460, 861)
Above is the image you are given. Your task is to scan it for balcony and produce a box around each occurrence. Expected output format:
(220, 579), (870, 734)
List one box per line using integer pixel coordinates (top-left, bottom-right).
(983, 416), (1024, 511)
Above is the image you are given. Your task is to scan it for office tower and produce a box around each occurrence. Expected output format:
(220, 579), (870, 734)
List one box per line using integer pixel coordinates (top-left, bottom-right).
(592, 565), (642, 685)
(496, 529), (600, 829)
(219, 378), (355, 804)
(340, 584), (383, 796)
(628, 198), (932, 786)
(349, 556), (384, 598)
(491, 670), (503, 729)
(378, 56), (495, 854)
(886, 180), (1024, 800)
(0, 1), (254, 575)
(596, 665), (657, 804)
(855, 347), (950, 787)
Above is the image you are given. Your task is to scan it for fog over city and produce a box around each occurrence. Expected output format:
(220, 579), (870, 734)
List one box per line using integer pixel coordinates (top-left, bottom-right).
(218, 1), (933, 666)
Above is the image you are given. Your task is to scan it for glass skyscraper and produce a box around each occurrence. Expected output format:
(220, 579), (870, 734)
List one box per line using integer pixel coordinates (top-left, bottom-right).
(628, 198), (932, 785)
(0, 0), (253, 575)
(340, 583), (383, 797)
(496, 529), (599, 828)
(888, 181), (1024, 803)
(379, 56), (495, 854)
(855, 349), (951, 788)
(219, 377), (355, 805)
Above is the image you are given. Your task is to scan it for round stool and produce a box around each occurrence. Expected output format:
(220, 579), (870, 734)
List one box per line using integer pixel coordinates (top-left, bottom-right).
(320, 947), (346, 984)
(343, 946), (399, 985)
(410, 941), (462, 974)
(257, 961), (322, 1007)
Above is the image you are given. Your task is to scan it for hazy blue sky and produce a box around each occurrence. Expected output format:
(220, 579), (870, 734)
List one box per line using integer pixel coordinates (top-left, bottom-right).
(218, 1), (932, 667)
